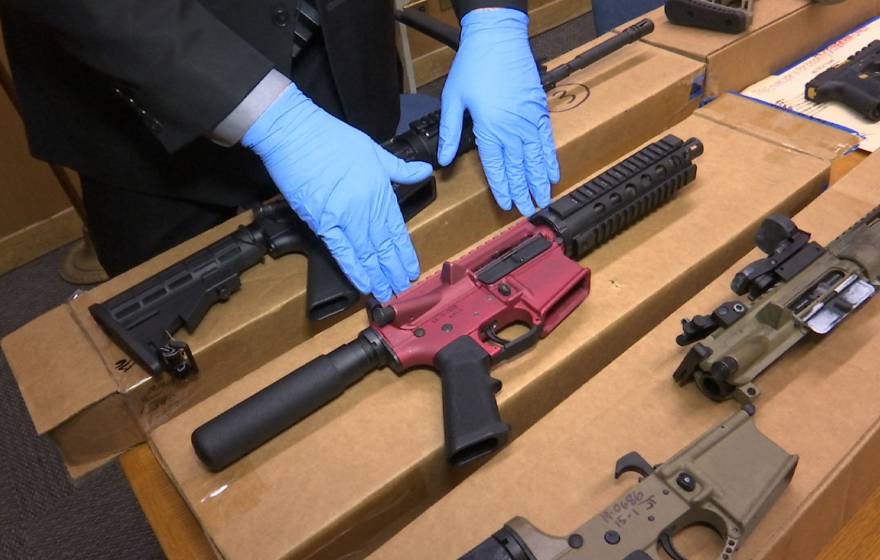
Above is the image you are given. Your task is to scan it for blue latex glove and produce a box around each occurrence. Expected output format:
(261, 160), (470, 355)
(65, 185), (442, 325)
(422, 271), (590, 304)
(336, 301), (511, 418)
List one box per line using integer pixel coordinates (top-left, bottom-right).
(438, 8), (560, 217)
(243, 85), (433, 302)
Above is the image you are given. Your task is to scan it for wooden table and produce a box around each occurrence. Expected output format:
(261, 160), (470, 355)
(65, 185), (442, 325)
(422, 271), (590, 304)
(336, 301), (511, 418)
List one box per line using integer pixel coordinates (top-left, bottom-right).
(121, 445), (215, 559)
(122, 151), (879, 560)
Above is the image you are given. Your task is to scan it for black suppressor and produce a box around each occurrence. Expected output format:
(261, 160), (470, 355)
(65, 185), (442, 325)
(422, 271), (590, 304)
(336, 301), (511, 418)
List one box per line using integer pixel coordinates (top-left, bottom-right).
(191, 330), (391, 471)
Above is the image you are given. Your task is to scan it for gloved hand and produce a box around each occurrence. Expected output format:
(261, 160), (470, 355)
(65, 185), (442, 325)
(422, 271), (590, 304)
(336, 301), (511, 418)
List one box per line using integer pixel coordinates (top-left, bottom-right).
(243, 84), (433, 302)
(438, 8), (560, 217)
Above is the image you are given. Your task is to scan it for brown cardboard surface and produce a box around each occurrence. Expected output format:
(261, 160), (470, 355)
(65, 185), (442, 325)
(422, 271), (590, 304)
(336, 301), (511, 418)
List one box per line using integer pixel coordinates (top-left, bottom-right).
(697, 94), (858, 161)
(148, 98), (853, 560)
(0, 207), (82, 276)
(623, 0), (879, 96)
(0, 305), (144, 476)
(2, 306), (115, 434)
(2, 39), (707, 475)
(372, 151), (880, 560)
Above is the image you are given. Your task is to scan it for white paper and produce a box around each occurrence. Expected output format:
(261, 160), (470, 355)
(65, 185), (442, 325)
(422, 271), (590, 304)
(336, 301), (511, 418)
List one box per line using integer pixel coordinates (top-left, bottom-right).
(741, 17), (880, 152)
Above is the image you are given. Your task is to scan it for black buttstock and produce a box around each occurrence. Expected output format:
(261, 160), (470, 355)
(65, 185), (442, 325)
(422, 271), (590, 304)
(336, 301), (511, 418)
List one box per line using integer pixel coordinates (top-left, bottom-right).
(89, 203), (361, 377)
(531, 135), (704, 260)
(88, 225), (268, 375)
(435, 336), (511, 467)
(665, 0), (752, 34)
(192, 331), (387, 471)
(806, 40), (880, 122)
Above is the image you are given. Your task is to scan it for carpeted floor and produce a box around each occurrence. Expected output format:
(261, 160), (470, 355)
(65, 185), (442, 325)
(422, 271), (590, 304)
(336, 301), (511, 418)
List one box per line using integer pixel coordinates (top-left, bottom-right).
(0, 11), (596, 560)
(0, 243), (164, 560)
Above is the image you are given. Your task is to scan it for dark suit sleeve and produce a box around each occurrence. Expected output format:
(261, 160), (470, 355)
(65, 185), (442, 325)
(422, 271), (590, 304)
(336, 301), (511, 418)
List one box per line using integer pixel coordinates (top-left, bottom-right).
(3, 0), (275, 152)
(452, 0), (528, 20)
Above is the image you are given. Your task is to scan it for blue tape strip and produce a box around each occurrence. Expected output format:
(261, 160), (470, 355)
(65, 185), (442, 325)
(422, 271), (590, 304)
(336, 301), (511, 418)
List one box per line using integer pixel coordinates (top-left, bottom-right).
(699, 94), (717, 108)
(690, 72), (706, 100)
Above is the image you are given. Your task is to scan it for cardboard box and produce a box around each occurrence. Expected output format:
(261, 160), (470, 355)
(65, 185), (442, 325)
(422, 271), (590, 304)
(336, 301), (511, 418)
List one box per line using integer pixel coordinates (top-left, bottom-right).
(372, 148), (880, 560)
(1, 37), (707, 477)
(147, 95), (856, 560)
(621, 0), (879, 97)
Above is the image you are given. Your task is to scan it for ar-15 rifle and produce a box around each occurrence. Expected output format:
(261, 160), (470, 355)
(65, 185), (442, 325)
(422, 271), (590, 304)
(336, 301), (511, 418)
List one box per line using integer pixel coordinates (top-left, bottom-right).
(806, 40), (880, 122)
(460, 406), (798, 560)
(89, 17), (654, 379)
(384, 14), (655, 167)
(191, 135), (704, 472)
(674, 207), (880, 403)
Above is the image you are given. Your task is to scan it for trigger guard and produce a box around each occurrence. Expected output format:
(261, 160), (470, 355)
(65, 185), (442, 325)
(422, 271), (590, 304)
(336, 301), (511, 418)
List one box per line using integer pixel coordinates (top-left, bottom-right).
(483, 321), (543, 363)
(658, 531), (688, 560)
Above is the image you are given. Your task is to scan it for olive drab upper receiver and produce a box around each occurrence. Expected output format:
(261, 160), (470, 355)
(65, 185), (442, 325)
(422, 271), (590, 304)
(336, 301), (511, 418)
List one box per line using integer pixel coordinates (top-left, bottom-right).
(674, 207), (880, 403)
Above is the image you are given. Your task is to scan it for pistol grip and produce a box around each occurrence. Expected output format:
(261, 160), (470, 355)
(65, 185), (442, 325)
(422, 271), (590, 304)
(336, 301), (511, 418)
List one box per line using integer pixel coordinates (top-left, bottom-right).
(435, 336), (510, 467)
(816, 80), (880, 122)
(303, 239), (360, 321)
(266, 220), (360, 321)
(392, 176), (438, 223)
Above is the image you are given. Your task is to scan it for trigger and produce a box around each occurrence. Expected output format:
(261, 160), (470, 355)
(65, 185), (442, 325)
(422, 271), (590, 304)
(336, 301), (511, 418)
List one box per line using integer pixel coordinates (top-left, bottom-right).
(614, 452), (655, 479)
(658, 532), (688, 560)
(483, 321), (543, 363)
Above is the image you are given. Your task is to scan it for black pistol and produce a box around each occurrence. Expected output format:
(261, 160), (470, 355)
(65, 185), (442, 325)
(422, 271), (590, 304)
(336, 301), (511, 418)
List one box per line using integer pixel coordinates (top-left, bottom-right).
(806, 40), (880, 122)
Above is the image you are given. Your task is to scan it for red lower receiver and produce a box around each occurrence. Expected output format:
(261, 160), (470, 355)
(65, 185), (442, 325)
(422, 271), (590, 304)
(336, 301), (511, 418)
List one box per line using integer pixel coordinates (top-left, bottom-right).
(191, 135), (704, 472)
(374, 219), (589, 371)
